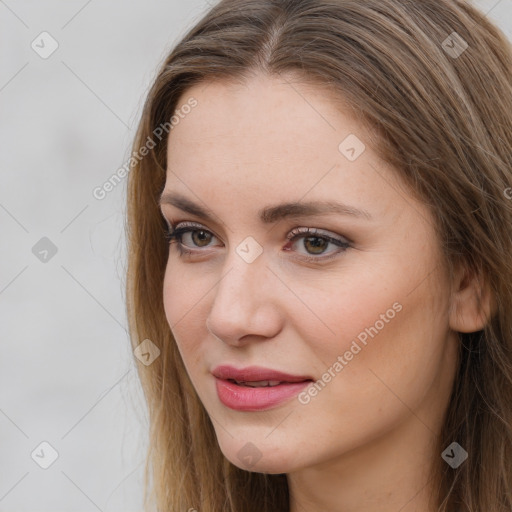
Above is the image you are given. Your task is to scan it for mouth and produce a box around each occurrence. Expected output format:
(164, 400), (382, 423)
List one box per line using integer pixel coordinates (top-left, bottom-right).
(212, 365), (314, 411)
(226, 379), (293, 387)
(212, 364), (313, 383)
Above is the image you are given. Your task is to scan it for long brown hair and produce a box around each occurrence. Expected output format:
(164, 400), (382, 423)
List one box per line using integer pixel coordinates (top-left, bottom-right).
(125, 1), (512, 510)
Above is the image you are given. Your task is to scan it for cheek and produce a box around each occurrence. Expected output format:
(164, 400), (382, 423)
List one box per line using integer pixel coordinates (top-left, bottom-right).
(297, 260), (450, 398)
(312, 281), (451, 419)
(163, 258), (206, 324)
(284, 264), (404, 363)
(162, 263), (205, 364)
(162, 264), (180, 329)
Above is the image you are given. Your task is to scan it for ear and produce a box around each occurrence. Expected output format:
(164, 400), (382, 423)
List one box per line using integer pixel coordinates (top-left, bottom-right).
(449, 264), (496, 333)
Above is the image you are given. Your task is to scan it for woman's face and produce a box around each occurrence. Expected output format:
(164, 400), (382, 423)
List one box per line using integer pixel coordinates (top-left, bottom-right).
(160, 73), (459, 475)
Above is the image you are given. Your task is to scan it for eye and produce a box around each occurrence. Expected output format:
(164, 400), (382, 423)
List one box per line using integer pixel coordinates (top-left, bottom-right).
(284, 226), (351, 262)
(163, 221), (220, 256)
(163, 221), (351, 262)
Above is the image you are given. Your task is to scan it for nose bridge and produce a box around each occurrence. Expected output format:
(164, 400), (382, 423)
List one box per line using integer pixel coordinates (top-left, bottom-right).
(206, 243), (279, 342)
(219, 233), (269, 301)
(212, 248), (265, 318)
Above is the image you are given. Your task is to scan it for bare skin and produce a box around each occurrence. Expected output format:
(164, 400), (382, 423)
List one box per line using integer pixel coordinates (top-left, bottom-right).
(159, 72), (491, 512)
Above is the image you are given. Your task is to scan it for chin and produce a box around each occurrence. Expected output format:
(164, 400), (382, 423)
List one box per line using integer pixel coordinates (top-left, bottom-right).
(226, 451), (294, 474)
(217, 434), (299, 474)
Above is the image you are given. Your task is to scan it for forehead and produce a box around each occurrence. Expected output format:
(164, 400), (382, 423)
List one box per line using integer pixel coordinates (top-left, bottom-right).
(168, 74), (361, 148)
(160, 75), (438, 243)
(165, 74), (383, 195)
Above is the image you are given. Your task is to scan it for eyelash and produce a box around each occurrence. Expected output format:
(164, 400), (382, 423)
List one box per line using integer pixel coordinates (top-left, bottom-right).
(163, 221), (351, 263)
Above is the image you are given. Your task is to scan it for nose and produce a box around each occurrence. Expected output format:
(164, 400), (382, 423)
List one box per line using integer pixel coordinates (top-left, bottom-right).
(206, 251), (283, 347)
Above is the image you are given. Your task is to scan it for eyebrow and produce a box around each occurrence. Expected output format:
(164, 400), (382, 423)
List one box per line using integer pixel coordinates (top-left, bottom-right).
(159, 191), (373, 223)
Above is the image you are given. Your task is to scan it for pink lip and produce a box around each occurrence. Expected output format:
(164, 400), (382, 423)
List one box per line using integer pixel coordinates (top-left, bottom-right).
(212, 365), (313, 411)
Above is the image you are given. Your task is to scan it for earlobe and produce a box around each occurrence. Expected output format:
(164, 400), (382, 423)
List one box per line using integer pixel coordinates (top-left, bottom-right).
(448, 265), (496, 333)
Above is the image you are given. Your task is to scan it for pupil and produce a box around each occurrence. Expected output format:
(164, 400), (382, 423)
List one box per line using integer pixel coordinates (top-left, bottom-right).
(193, 230), (210, 246)
(305, 236), (327, 254)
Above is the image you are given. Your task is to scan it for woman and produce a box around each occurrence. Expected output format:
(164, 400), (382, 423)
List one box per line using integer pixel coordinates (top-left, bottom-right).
(125, 0), (512, 510)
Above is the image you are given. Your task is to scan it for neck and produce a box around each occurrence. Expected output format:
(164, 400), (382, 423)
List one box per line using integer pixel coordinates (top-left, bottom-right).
(287, 413), (442, 512)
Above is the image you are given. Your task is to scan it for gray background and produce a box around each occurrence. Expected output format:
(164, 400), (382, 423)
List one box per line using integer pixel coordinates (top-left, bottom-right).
(0, 1), (510, 510)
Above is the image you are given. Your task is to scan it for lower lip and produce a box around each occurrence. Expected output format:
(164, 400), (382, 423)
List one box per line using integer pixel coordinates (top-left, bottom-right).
(215, 378), (311, 411)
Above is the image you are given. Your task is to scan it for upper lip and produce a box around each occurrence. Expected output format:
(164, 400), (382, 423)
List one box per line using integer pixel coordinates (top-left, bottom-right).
(212, 365), (313, 383)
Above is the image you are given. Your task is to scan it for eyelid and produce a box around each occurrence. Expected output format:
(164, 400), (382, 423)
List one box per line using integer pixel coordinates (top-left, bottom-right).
(168, 221), (349, 245)
(170, 220), (221, 240)
(166, 219), (352, 263)
(286, 226), (352, 245)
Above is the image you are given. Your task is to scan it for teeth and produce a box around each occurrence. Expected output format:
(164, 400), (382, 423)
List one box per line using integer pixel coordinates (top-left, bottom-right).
(235, 380), (282, 387)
